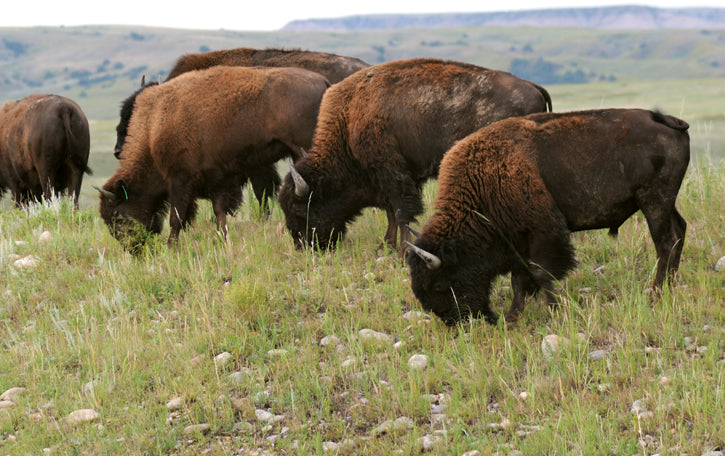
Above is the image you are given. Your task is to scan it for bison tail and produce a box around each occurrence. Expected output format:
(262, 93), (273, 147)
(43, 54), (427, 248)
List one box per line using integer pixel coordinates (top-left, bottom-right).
(62, 108), (93, 176)
(651, 110), (689, 132)
(527, 80), (553, 112)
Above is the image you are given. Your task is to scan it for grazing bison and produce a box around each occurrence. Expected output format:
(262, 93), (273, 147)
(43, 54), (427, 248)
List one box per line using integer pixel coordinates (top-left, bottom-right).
(97, 66), (329, 250)
(279, 58), (552, 252)
(114, 48), (370, 213)
(406, 109), (690, 325)
(0, 94), (91, 208)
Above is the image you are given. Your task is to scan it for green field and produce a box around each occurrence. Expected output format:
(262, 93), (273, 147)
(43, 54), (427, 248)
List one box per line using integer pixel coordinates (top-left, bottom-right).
(1, 72), (724, 455)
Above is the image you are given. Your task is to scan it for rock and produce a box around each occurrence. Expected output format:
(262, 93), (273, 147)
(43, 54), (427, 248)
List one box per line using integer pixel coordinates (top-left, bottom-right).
(588, 349), (609, 361)
(401, 311), (430, 322)
(418, 434), (443, 452)
(541, 334), (569, 360)
(0, 400), (16, 409)
(715, 255), (725, 271)
(518, 391), (529, 400)
(267, 348), (288, 357)
(183, 423), (211, 435)
(13, 255), (39, 269)
(229, 371), (247, 383)
(255, 409), (284, 424)
(408, 354), (428, 370)
(65, 409), (100, 425)
(359, 328), (393, 343)
(166, 396), (183, 411)
(39, 231), (52, 242)
(701, 451), (724, 456)
(322, 441), (340, 452)
(214, 351), (232, 366)
(320, 335), (341, 347)
(631, 400), (653, 419)
(461, 451), (482, 456)
(372, 416), (414, 435)
(341, 356), (356, 368)
(253, 391), (270, 407)
(0, 387), (26, 401)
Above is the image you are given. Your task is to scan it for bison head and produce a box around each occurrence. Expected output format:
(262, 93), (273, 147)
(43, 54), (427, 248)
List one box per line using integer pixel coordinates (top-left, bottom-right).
(278, 160), (359, 250)
(96, 179), (165, 253)
(407, 235), (499, 325)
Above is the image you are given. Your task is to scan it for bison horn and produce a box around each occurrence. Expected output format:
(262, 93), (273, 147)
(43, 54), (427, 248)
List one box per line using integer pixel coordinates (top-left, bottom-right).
(287, 158), (310, 198)
(93, 185), (116, 201)
(404, 241), (441, 270)
(140, 74), (146, 87)
(405, 225), (421, 238)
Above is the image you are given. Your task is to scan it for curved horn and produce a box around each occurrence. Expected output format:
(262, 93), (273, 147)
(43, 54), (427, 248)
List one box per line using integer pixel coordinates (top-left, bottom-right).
(404, 241), (441, 270)
(93, 185), (116, 201)
(405, 225), (421, 238)
(287, 158), (310, 198)
(300, 147), (308, 157)
(140, 74), (146, 87)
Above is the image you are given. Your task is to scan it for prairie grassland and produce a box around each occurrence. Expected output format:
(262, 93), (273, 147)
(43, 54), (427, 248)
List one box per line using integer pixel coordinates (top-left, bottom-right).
(0, 80), (723, 455)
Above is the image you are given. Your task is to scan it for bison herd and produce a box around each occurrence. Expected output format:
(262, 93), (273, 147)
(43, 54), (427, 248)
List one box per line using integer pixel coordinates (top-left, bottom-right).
(0, 47), (691, 326)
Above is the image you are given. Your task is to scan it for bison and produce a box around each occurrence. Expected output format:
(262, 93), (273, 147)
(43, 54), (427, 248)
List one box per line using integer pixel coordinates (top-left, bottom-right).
(406, 109), (690, 325)
(113, 48), (370, 213)
(279, 58), (552, 253)
(0, 94), (91, 209)
(97, 66), (330, 250)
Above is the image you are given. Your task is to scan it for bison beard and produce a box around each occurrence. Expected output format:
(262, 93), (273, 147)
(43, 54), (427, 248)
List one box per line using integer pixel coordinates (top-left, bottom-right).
(278, 58), (553, 255)
(408, 109), (690, 325)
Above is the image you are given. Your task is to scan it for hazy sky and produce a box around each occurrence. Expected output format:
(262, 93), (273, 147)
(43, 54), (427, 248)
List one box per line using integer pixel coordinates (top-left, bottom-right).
(2, 1), (723, 31)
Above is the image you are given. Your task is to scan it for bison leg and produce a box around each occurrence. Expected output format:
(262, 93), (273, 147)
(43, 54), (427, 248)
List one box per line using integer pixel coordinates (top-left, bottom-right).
(211, 186), (243, 242)
(643, 207), (687, 290)
(248, 164), (281, 217)
(167, 191), (198, 245)
(507, 270), (539, 321)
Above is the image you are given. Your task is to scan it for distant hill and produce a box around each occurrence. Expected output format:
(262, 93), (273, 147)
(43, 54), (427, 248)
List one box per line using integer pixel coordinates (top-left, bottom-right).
(283, 5), (725, 31)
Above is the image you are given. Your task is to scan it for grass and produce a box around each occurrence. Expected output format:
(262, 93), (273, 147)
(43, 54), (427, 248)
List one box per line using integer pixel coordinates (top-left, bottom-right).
(1, 80), (724, 454)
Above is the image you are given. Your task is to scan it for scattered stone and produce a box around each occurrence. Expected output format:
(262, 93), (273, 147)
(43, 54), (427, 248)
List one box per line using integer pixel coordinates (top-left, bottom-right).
(0, 400), (16, 409)
(418, 434), (443, 452)
(588, 350), (609, 361)
(372, 416), (414, 436)
(631, 400), (653, 419)
(13, 255), (40, 269)
(402, 311), (431, 322)
(359, 328), (394, 343)
(715, 255), (725, 272)
(255, 409), (284, 424)
(499, 418), (513, 429)
(65, 409), (100, 425)
(541, 334), (569, 360)
(462, 451), (482, 456)
(518, 391), (529, 400)
(214, 351), (232, 366)
(393, 341), (405, 350)
(0, 387), (26, 401)
(82, 380), (99, 395)
(341, 356), (356, 368)
(320, 335), (341, 347)
(39, 231), (52, 242)
(322, 442), (340, 452)
(253, 391), (270, 407)
(701, 451), (724, 456)
(229, 371), (247, 383)
(408, 354), (428, 370)
(183, 423), (211, 435)
(597, 383), (611, 393)
(166, 396), (183, 411)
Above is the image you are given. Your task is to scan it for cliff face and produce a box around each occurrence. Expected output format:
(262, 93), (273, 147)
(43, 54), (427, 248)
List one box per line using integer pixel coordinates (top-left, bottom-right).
(282, 6), (725, 31)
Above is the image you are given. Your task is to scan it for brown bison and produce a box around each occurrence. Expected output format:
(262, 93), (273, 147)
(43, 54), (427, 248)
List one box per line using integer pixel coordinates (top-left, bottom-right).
(406, 109), (690, 325)
(279, 58), (552, 253)
(114, 48), (369, 213)
(97, 66), (329, 250)
(0, 94), (91, 208)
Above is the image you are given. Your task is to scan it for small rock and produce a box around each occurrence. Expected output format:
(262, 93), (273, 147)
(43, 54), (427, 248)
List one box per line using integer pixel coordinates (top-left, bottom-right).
(372, 416), (414, 435)
(715, 255), (725, 272)
(393, 341), (405, 350)
(0, 400), (16, 409)
(518, 391), (529, 400)
(0, 387), (26, 401)
(82, 380), (98, 395)
(229, 371), (247, 383)
(322, 442), (340, 452)
(13, 255), (40, 269)
(542, 334), (569, 360)
(359, 328), (393, 343)
(267, 348), (288, 357)
(418, 434), (443, 452)
(320, 335), (341, 347)
(461, 451), (482, 456)
(631, 400), (653, 419)
(408, 354), (428, 370)
(214, 351), (232, 366)
(499, 418), (513, 429)
(183, 423), (211, 435)
(341, 356), (356, 368)
(401, 311), (430, 322)
(65, 409), (100, 425)
(255, 409), (284, 424)
(253, 391), (270, 406)
(597, 383), (611, 393)
(701, 451), (724, 456)
(39, 231), (52, 242)
(166, 396), (183, 411)
(588, 350), (609, 361)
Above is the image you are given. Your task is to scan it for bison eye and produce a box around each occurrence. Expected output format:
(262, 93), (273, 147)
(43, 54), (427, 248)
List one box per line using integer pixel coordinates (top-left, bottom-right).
(433, 280), (451, 293)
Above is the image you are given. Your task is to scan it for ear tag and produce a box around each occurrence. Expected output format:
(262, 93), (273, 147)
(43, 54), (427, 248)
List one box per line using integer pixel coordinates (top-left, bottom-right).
(121, 185), (128, 200)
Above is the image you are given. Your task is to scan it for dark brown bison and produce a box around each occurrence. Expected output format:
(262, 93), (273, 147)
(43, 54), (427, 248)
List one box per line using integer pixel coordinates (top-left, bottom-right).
(97, 66), (329, 250)
(279, 58), (552, 253)
(406, 109), (690, 325)
(113, 48), (369, 213)
(0, 94), (91, 208)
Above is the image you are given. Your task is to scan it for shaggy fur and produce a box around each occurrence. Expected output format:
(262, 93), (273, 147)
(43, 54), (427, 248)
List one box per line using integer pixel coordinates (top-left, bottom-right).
(99, 66), (329, 249)
(0, 94), (91, 208)
(278, 58), (553, 252)
(408, 109), (690, 325)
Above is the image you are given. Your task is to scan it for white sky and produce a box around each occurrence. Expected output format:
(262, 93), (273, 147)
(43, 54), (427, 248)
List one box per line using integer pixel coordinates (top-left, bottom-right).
(2, 1), (723, 31)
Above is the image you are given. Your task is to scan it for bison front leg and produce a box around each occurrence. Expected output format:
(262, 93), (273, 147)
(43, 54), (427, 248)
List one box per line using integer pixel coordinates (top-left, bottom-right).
(211, 186), (243, 242)
(644, 208), (687, 291)
(507, 270), (539, 322)
(168, 194), (198, 245)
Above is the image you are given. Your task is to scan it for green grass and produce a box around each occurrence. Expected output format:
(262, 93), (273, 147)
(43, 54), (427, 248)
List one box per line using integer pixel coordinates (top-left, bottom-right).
(1, 96), (724, 454)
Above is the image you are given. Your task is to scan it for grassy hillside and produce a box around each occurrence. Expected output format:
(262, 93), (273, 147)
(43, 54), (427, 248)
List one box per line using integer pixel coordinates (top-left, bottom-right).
(1, 25), (725, 120)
